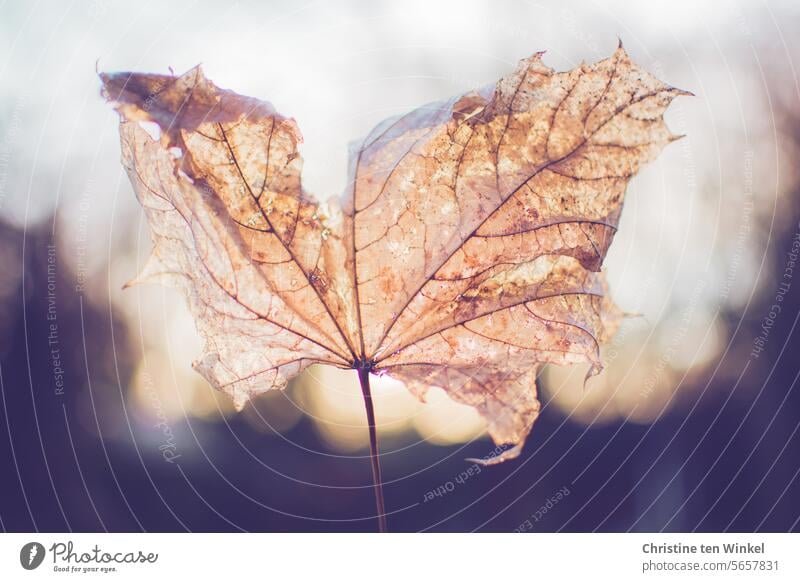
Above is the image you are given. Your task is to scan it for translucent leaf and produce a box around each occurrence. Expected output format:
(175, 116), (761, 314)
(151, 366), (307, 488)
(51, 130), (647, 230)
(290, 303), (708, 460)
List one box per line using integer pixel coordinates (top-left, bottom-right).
(102, 44), (686, 459)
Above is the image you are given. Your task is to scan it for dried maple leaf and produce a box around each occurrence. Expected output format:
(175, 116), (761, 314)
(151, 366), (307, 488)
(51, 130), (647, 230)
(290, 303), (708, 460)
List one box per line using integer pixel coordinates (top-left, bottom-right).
(101, 44), (686, 474)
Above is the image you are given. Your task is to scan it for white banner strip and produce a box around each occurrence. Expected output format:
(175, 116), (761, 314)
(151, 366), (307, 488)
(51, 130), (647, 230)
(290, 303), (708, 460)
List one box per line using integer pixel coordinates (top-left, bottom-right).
(1, 533), (798, 581)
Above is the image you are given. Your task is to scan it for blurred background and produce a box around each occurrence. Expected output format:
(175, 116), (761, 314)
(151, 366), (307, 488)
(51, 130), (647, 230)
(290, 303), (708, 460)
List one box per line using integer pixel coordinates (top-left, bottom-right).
(1, 0), (799, 532)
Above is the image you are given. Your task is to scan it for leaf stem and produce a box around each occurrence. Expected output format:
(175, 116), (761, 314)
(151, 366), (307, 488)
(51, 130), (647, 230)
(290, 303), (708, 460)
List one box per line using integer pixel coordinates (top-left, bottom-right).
(357, 367), (388, 533)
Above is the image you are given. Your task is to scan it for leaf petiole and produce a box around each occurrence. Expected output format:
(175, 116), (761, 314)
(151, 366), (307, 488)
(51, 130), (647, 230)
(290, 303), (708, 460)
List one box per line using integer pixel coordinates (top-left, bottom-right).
(357, 366), (388, 533)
